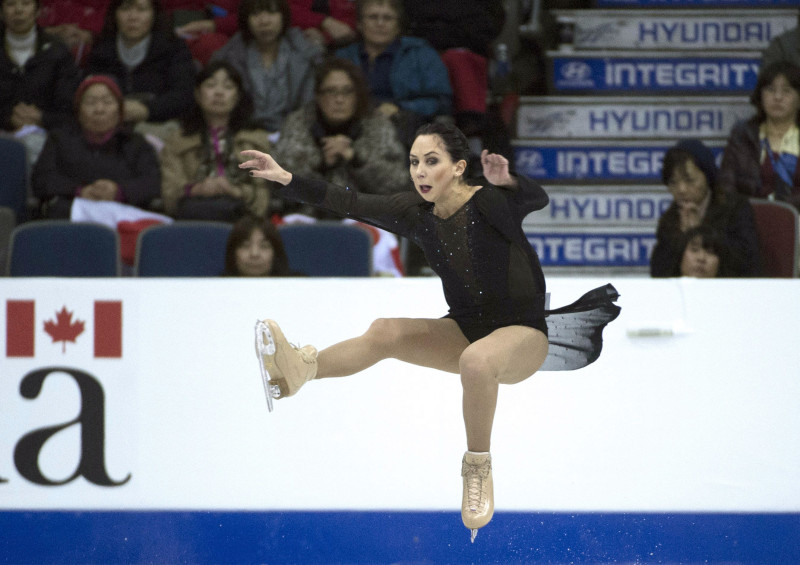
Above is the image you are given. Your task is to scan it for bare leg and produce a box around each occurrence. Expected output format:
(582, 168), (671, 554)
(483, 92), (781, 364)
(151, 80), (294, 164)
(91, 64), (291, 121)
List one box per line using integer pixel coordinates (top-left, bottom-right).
(316, 317), (470, 379)
(458, 326), (549, 452)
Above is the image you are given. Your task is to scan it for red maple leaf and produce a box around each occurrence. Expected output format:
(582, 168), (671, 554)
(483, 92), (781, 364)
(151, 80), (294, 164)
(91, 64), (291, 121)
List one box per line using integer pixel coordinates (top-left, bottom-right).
(43, 306), (85, 353)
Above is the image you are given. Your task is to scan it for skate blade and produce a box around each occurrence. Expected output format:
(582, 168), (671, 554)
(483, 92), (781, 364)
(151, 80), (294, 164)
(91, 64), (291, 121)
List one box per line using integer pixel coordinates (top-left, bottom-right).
(470, 529), (478, 543)
(254, 320), (282, 412)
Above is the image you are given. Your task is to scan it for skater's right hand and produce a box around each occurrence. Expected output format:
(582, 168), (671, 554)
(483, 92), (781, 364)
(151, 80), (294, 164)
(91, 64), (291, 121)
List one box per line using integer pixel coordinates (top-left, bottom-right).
(239, 150), (293, 186)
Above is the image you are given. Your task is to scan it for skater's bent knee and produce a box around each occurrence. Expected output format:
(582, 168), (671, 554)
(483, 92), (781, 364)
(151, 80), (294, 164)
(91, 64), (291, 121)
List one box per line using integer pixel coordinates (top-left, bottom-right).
(459, 350), (496, 386)
(365, 318), (406, 349)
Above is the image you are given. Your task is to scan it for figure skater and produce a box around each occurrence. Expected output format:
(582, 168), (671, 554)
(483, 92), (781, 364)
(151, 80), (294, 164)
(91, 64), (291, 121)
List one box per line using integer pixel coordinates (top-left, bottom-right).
(240, 122), (620, 541)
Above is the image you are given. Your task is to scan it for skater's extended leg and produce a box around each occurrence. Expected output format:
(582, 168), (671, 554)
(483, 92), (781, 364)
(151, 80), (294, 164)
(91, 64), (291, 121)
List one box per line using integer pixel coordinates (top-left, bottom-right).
(458, 326), (548, 538)
(316, 317), (469, 378)
(459, 325), (549, 451)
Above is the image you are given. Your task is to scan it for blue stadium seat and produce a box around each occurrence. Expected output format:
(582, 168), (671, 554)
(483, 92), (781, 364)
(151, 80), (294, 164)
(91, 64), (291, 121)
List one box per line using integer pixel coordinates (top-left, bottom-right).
(7, 221), (120, 276)
(0, 137), (28, 223)
(278, 222), (373, 277)
(134, 221), (232, 277)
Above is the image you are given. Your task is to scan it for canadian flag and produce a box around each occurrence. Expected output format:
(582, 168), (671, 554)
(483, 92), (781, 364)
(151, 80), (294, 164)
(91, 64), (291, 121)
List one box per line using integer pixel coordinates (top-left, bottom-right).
(6, 300), (122, 358)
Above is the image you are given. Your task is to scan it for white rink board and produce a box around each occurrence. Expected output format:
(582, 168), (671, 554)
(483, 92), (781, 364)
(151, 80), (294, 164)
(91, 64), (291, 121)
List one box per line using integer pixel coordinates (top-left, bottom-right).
(1, 278), (799, 513)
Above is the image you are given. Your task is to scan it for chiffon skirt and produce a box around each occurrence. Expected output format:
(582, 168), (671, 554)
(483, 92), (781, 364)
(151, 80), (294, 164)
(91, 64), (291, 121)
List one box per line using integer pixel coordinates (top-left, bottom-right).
(541, 283), (621, 371)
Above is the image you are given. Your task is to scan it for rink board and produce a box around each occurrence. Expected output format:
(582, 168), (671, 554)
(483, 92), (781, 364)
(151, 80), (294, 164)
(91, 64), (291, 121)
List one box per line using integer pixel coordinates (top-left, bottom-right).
(1, 278), (799, 563)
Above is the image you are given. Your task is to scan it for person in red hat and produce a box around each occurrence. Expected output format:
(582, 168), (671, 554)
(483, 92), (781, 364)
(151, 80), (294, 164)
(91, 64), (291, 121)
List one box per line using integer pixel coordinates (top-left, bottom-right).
(31, 74), (161, 218)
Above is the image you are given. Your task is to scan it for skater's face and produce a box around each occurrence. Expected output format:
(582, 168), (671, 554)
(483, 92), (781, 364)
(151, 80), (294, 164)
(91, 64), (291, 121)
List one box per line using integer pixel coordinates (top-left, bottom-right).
(235, 228), (275, 276)
(409, 134), (466, 203)
(665, 159), (709, 208)
(680, 235), (720, 278)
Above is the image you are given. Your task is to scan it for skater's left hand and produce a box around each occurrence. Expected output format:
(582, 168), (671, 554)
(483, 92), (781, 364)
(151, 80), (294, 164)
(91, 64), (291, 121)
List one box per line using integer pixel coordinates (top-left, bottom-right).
(240, 150), (293, 185)
(480, 149), (517, 188)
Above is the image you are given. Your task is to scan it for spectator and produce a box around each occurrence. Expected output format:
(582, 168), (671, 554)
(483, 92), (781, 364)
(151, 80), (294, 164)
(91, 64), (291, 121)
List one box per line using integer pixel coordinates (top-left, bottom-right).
(223, 214), (296, 275)
(272, 56), (410, 219)
(161, 0), (239, 66)
(160, 60), (272, 221)
(335, 0), (452, 149)
(651, 139), (761, 278)
(289, 0), (356, 50)
(37, 0), (109, 65)
(762, 16), (799, 69)
(211, 0), (323, 135)
(31, 74), (161, 218)
(672, 225), (732, 278)
(403, 0), (505, 156)
(719, 61), (800, 210)
(85, 0), (195, 144)
(1, 0), (82, 166)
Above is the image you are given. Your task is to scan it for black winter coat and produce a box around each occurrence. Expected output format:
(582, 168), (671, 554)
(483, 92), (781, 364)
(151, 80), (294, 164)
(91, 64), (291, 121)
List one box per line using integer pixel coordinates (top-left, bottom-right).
(85, 31), (195, 123)
(0, 26), (81, 131)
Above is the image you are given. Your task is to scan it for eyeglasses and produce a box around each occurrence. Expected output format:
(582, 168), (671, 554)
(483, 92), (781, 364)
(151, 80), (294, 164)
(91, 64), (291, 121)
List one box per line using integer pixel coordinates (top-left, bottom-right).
(364, 13), (398, 24)
(318, 86), (356, 98)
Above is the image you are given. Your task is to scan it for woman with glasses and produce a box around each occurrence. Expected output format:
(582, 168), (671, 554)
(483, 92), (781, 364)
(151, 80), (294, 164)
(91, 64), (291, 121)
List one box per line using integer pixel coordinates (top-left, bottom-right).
(271, 56), (410, 219)
(719, 61), (800, 210)
(335, 0), (452, 149)
(651, 139), (761, 277)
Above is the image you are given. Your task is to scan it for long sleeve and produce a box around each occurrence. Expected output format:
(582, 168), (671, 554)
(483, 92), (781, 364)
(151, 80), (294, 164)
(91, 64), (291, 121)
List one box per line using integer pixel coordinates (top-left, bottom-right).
(116, 135), (161, 208)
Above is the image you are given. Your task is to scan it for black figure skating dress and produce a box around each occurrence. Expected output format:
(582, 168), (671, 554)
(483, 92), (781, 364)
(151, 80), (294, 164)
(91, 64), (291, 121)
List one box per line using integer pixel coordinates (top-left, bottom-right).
(280, 175), (620, 371)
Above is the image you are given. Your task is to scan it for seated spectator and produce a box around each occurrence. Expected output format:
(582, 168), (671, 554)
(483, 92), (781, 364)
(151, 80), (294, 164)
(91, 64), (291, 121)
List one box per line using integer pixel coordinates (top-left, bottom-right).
(1, 0), (82, 166)
(211, 0), (323, 136)
(289, 0), (356, 50)
(32, 74), (161, 218)
(762, 16), (799, 69)
(161, 0), (239, 66)
(403, 0), (505, 156)
(335, 0), (452, 149)
(651, 139), (761, 278)
(719, 61), (800, 210)
(160, 60), (272, 221)
(672, 225), (732, 278)
(272, 56), (410, 219)
(85, 0), (196, 145)
(37, 0), (109, 65)
(223, 214), (296, 275)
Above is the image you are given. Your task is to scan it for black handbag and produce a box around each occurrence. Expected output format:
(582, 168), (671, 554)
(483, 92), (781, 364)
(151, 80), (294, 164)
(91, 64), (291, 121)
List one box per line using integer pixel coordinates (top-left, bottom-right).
(174, 195), (246, 222)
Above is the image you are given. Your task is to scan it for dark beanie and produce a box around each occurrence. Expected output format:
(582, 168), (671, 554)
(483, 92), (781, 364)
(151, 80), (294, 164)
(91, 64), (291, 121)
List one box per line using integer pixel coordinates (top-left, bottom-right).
(674, 139), (717, 188)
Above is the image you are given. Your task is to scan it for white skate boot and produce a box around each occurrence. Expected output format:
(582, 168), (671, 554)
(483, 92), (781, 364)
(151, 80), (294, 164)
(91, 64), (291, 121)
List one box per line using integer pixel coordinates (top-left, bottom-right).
(461, 451), (494, 542)
(254, 319), (318, 412)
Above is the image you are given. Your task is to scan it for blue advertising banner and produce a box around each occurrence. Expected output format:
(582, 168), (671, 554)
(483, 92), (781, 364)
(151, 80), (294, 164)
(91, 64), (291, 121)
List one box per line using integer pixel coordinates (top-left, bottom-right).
(515, 96), (753, 139)
(554, 9), (797, 50)
(549, 52), (761, 93)
(524, 229), (656, 267)
(595, 0), (800, 6)
(513, 140), (725, 182)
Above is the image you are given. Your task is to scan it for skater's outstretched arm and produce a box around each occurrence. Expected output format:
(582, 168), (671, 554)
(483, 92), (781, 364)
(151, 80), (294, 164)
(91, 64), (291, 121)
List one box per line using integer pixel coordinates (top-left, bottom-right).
(240, 151), (293, 186)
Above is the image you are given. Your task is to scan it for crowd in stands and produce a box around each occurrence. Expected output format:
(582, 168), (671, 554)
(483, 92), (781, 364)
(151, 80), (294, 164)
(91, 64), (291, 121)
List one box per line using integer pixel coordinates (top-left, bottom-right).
(1, 0), (799, 278)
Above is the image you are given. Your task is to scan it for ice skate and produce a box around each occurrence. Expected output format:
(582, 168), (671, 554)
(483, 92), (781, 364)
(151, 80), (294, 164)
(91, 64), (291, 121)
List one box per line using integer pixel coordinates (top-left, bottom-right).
(254, 319), (318, 412)
(461, 451), (494, 542)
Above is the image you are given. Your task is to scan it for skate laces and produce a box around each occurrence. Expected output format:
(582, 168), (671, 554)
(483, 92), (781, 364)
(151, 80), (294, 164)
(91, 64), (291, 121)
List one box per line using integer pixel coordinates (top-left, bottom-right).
(292, 343), (317, 364)
(462, 459), (491, 511)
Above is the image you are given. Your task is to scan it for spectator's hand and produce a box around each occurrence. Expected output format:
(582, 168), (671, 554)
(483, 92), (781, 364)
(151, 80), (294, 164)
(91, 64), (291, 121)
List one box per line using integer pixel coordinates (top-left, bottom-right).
(376, 102), (399, 118)
(480, 149), (515, 187)
(678, 201), (703, 232)
(320, 17), (356, 44)
(46, 24), (92, 47)
(81, 179), (119, 201)
(11, 102), (43, 130)
(123, 99), (149, 123)
(240, 150), (292, 185)
(302, 27), (327, 48)
(175, 20), (214, 39)
(321, 135), (354, 166)
(191, 177), (230, 197)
